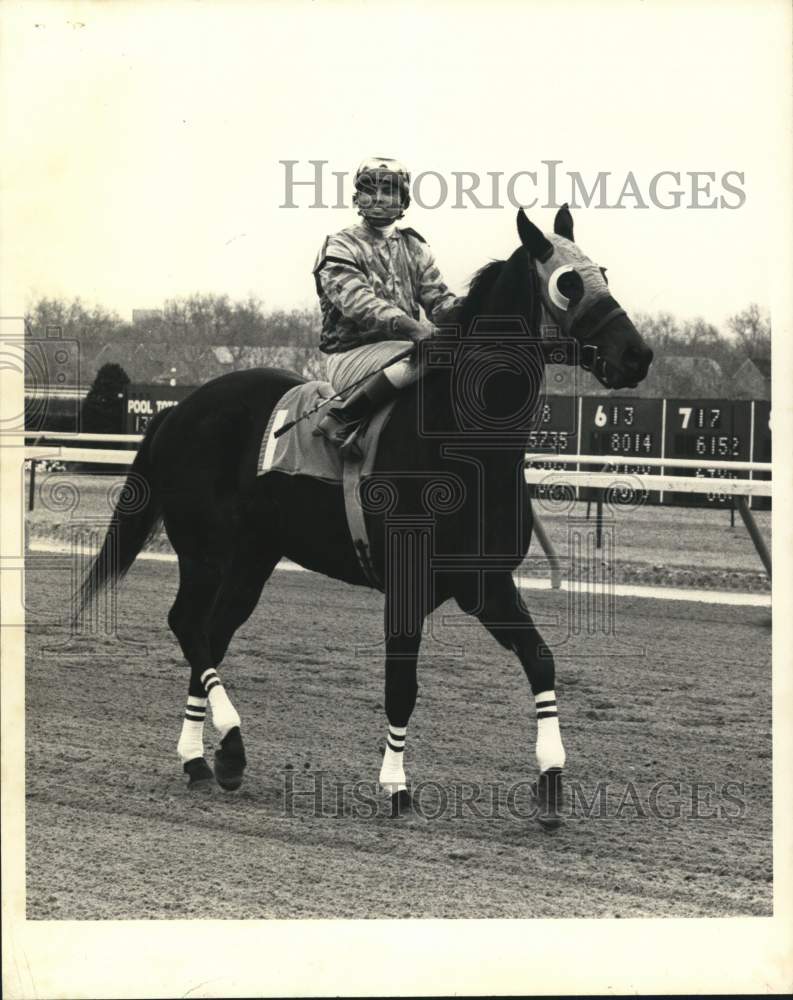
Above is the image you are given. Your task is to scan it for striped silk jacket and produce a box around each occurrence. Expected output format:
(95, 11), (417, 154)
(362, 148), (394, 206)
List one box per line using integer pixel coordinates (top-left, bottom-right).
(313, 221), (462, 354)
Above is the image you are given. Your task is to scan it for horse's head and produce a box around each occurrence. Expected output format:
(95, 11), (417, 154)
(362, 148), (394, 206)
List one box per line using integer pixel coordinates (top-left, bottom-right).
(516, 207), (653, 389)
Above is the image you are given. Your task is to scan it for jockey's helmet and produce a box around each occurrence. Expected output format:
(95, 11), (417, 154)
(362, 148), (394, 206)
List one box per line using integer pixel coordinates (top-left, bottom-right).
(353, 156), (411, 226)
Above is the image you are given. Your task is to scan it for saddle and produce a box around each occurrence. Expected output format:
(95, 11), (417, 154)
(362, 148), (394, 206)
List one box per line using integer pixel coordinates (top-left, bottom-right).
(257, 380), (397, 588)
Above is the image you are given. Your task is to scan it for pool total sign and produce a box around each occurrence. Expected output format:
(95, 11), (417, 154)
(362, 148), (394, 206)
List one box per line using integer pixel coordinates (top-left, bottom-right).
(125, 383), (195, 433)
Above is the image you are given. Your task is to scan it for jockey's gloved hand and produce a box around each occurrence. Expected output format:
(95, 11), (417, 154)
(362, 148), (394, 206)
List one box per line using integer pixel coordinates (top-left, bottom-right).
(392, 314), (436, 344)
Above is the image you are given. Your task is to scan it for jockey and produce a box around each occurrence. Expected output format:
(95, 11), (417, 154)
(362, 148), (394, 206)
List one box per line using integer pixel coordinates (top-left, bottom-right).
(312, 156), (462, 455)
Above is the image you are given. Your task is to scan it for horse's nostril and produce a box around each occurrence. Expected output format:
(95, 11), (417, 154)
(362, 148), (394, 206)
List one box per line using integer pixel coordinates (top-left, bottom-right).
(624, 345), (653, 375)
(624, 346), (642, 373)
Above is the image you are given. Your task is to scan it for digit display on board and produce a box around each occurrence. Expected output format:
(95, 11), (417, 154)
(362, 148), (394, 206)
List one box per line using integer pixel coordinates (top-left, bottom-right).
(663, 398), (752, 507)
(578, 397), (663, 504)
(125, 383), (195, 434)
(751, 400), (771, 511)
(525, 394), (579, 502)
(524, 396), (770, 511)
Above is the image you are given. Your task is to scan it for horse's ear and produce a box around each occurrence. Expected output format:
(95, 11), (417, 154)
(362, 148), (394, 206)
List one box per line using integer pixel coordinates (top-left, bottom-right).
(554, 203), (574, 241)
(517, 208), (553, 261)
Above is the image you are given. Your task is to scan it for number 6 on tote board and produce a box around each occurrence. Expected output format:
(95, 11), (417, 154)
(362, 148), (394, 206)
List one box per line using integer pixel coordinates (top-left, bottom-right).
(579, 397), (663, 505)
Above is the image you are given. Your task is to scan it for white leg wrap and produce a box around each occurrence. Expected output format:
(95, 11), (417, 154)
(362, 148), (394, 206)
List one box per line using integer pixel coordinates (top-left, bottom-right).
(207, 684), (241, 740)
(379, 724), (407, 794)
(177, 696), (207, 763)
(535, 690), (566, 772)
(177, 720), (205, 763)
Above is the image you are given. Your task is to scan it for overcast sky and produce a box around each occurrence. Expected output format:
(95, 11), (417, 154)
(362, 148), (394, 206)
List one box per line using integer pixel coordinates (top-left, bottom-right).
(1, 0), (790, 330)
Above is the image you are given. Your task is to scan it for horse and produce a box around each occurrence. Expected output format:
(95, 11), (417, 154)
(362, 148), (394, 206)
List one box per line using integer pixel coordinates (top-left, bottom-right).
(80, 206), (653, 827)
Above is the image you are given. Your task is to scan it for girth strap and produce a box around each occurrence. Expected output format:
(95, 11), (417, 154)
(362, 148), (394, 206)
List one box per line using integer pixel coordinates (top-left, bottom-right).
(341, 399), (400, 591)
(343, 456), (383, 590)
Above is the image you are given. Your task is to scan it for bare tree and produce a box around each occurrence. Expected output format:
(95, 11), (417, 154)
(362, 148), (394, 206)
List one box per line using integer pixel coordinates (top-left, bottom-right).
(727, 303), (771, 360)
(633, 311), (681, 353)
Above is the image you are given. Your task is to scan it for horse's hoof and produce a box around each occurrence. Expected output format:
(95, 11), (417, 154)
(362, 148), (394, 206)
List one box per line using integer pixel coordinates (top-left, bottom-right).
(390, 788), (412, 818)
(183, 757), (214, 788)
(214, 726), (247, 792)
(534, 767), (564, 830)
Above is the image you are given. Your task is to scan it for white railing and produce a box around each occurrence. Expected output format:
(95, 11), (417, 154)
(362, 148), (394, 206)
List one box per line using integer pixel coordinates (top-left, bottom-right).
(524, 469), (771, 498)
(25, 431), (142, 443)
(25, 446), (135, 465)
(24, 431), (140, 466)
(525, 453), (772, 473)
(524, 452), (772, 498)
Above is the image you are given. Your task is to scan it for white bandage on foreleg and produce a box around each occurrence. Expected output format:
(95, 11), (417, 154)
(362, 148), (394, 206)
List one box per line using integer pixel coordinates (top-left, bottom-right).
(201, 669), (241, 739)
(177, 695), (207, 763)
(379, 724), (407, 793)
(534, 690), (566, 772)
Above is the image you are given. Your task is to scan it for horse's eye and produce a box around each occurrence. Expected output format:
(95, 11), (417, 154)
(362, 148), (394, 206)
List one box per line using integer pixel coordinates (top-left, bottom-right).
(548, 265), (581, 310)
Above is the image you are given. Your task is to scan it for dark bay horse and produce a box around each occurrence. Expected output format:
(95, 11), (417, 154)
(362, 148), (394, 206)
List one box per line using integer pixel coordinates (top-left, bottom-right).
(81, 207), (652, 826)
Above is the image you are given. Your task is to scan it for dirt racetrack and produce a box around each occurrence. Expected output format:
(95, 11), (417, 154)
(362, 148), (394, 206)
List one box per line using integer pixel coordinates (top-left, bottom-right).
(25, 549), (772, 920)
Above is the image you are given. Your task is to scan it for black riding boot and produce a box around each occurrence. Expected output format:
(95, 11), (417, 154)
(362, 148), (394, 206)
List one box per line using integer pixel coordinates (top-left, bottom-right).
(313, 371), (399, 459)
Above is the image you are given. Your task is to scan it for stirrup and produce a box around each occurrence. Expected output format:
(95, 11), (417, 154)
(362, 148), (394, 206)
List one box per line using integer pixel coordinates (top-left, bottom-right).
(313, 408), (352, 441)
(313, 409), (364, 460)
(339, 425), (364, 461)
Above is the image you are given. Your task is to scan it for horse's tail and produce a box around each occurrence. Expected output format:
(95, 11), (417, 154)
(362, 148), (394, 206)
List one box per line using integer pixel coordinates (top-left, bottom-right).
(76, 408), (171, 619)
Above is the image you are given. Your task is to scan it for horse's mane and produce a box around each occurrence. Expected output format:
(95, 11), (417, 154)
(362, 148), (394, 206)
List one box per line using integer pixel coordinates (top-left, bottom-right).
(453, 249), (539, 335)
(468, 259), (507, 300)
(455, 259), (506, 330)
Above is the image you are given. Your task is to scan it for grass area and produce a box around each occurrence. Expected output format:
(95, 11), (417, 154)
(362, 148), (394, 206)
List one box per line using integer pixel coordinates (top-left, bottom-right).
(25, 471), (771, 590)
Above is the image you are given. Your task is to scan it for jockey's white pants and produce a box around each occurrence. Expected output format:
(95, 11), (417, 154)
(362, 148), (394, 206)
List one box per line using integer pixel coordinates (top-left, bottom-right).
(325, 340), (418, 392)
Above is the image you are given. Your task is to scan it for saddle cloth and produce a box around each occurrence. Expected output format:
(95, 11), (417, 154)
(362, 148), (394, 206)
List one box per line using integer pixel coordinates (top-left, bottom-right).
(258, 381), (342, 483)
(257, 380), (397, 589)
(258, 380), (398, 484)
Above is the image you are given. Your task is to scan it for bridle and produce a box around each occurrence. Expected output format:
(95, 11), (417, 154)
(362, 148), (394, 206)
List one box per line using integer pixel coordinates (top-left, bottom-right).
(571, 296), (626, 376)
(532, 253), (627, 379)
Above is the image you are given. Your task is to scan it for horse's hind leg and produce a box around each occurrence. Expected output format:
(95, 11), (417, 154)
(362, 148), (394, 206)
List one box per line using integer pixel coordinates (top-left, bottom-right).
(168, 552), (231, 787)
(206, 536), (282, 790)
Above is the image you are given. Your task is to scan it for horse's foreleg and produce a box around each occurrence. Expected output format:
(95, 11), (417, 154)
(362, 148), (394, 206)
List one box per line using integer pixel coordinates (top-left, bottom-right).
(380, 623), (423, 816)
(468, 573), (565, 826)
(200, 667), (245, 791)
